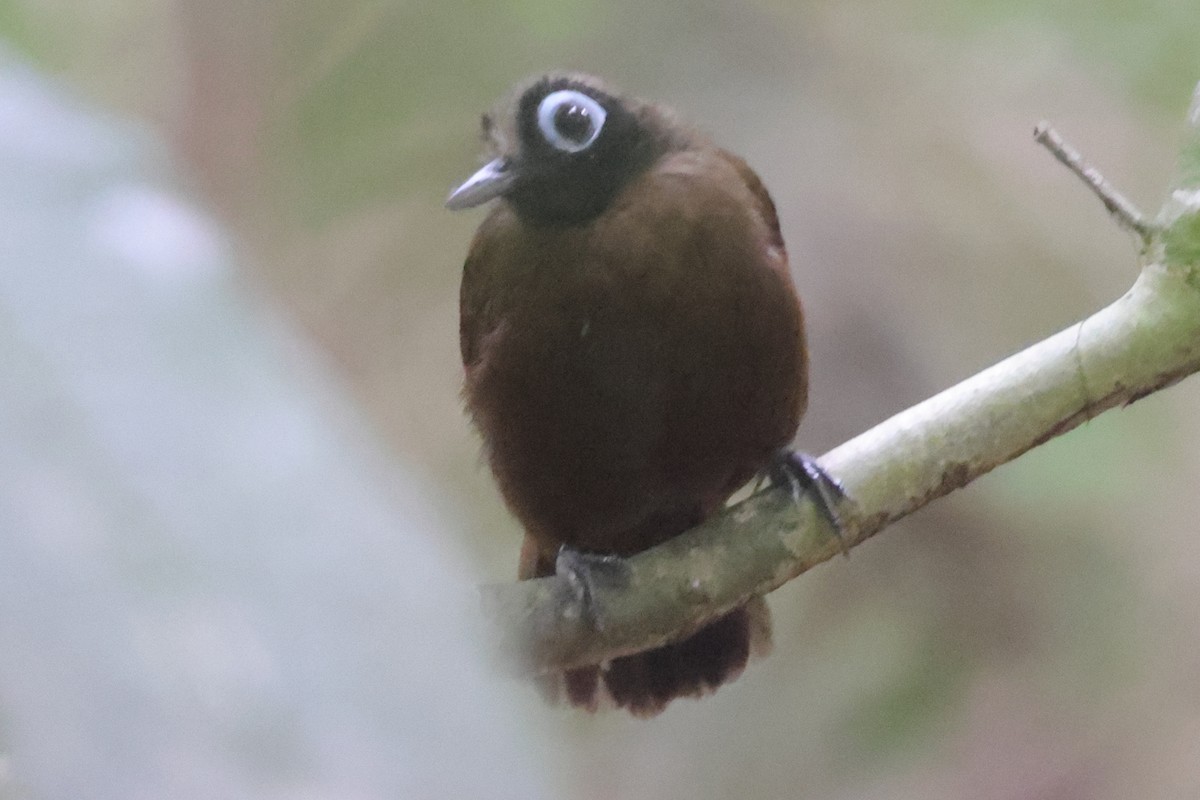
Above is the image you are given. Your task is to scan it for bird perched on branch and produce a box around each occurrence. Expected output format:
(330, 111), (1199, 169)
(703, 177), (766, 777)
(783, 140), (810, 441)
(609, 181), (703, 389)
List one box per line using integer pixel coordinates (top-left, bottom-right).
(447, 72), (843, 716)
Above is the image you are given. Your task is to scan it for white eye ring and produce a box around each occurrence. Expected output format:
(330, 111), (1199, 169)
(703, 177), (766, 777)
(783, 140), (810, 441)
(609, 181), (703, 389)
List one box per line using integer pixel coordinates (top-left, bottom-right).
(536, 90), (607, 153)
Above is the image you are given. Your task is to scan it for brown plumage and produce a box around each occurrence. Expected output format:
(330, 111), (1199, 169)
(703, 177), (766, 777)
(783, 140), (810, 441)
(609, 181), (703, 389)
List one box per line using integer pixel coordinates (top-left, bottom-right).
(449, 73), (810, 716)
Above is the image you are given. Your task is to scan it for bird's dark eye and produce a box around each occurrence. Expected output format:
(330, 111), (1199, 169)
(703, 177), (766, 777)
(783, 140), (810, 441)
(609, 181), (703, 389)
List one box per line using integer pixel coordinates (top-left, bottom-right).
(536, 90), (607, 153)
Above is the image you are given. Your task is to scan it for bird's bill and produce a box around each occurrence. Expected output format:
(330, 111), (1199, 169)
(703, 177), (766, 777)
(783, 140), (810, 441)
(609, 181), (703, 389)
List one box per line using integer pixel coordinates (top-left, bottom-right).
(445, 158), (516, 210)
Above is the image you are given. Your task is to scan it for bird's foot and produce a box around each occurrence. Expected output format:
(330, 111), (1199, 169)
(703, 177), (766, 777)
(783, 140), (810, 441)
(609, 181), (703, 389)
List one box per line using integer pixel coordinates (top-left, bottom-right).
(768, 449), (851, 556)
(555, 545), (631, 632)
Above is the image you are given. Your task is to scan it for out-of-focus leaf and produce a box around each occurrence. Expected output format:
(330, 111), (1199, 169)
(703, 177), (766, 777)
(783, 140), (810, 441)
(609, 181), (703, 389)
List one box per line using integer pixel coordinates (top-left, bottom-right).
(0, 50), (552, 800)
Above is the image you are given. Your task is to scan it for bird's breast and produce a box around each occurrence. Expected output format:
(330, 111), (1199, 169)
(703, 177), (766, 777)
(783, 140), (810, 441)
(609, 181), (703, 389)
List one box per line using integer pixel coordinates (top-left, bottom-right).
(461, 165), (806, 552)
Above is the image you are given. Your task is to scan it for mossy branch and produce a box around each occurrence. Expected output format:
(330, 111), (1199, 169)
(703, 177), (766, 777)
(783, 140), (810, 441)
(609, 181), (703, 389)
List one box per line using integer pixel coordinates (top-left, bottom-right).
(481, 80), (1200, 676)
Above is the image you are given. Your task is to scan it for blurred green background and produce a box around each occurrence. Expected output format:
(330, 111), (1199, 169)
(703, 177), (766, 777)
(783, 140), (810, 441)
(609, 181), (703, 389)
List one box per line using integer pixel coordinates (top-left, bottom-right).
(2, 1), (1200, 798)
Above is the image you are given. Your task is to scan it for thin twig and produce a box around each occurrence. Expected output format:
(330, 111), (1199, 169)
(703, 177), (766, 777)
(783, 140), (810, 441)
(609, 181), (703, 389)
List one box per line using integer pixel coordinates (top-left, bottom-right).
(1034, 122), (1156, 244)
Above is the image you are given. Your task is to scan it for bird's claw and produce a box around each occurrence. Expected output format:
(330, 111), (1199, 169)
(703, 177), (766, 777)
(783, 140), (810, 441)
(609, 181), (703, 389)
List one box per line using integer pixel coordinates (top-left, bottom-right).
(768, 449), (851, 556)
(555, 546), (631, 632)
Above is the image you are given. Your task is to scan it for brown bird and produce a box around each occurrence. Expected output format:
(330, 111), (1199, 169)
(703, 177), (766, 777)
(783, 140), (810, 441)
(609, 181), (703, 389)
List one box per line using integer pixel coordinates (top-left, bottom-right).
(447, 73), (843, 716)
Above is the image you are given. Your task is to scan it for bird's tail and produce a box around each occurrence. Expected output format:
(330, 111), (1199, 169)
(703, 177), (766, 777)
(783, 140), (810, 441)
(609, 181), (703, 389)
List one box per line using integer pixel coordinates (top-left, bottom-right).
(521, 535), (772, 717)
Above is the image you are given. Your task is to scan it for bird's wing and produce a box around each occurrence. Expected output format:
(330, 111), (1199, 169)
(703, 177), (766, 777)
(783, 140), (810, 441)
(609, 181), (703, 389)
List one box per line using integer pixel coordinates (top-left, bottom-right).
(458, 213), (507, 370)
(715, 148), (787, 257)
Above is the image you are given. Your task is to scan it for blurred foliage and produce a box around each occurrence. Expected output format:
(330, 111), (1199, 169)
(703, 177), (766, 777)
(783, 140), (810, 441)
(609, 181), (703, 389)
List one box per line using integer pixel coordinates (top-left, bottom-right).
(841, 630), (971, 762)
(907, 0), (1200, 112)
(0, 53), (551, 797)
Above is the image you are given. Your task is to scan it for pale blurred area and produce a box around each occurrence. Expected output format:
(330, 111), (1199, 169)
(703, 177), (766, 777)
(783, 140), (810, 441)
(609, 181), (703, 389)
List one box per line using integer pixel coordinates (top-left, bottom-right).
(2, 2), (1199, 798)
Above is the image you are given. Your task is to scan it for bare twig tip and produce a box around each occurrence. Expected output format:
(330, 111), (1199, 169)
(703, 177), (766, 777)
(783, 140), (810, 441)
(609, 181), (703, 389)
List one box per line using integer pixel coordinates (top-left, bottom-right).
(1034, 121), (1155, 245)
